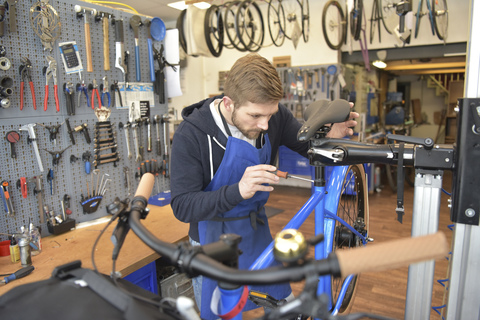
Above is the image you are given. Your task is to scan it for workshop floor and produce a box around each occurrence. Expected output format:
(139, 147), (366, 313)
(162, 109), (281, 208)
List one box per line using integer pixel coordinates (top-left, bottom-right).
(243, 171), (453, 320)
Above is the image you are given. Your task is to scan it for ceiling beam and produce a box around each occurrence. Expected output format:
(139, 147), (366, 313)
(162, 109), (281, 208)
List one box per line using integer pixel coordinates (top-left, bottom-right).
(389, 68), (466, 75)
(385, 62), (466, 71)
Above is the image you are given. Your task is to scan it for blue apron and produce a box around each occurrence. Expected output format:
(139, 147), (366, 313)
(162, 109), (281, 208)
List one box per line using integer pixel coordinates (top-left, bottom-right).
(198, 134), (291, 319)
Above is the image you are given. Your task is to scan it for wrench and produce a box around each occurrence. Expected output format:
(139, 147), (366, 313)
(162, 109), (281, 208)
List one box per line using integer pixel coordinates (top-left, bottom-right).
(131, 122), (141, 162)
(146, 117), (152, 152)
(153, 115), (162, 156)
(119, 122), (132, 159)
(123, 167), (131, 196)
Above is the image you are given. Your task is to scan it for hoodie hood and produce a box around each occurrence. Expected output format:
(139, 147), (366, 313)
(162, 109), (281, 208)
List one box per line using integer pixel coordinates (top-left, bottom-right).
(181, 95), (223, 137)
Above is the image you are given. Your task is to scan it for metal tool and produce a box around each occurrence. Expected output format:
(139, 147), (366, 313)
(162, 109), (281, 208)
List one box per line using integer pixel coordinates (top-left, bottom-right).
(119, 122), (132, 159)
(269, 170), (313, 183)
(113, 19), (127, 106)
(162, 114), (170, 177)
(64, 82), (75, 115)
(95, 11), (113, 71)
(43, 56), (60, 112)
(44, 145), (71, 166)
(123, 166), (131, 196)
(19, 57), (36, 110)
(1, 266), (34, 285)
(101, 76), (111, 107)
(47, 169), (54, 194)
(1, 180), (15, 216)
(19, 123), (44, 173)
(146, 117), (152, 152)
(129, 15), (142, 82)
(90, 79), (101, 110)
(5, 0), (16, 33)
(111, 81), (123, 107)
(144, 19), (155, 82)
(29, 0), (61, 51)
(31, 175), (44, 223)
(76, 81), (89, 107)
(153, 115), (162, 156)
(5, 130), (20, 158)
(74, 5), (96, 72)
(131, 121), (141, 162)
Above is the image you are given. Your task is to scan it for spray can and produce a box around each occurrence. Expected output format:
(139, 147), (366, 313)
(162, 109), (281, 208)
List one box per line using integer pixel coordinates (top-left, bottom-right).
(18, 236), (32, 267)
(9, 236), (20, 263)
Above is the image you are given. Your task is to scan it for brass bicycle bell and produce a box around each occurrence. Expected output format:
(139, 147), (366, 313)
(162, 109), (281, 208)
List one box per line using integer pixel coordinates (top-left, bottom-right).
(273, 229), (308, 263)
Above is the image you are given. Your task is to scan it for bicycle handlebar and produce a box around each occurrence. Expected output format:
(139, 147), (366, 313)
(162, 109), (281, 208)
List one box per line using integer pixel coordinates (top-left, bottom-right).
(129, 174), (448, 285)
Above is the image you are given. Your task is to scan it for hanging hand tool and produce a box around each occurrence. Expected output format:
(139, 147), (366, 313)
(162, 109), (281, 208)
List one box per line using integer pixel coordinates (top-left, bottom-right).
(74, 123), (91, 144)
(129, 15), (142, 82)
(268, 169), (313, 183)
(19, 123), (44, 173)
(146, 117), (152, 152)
(111, 81), (122, 107)
(100, 76), (111, 107)
(44, 145), (71, 166)
(1, 266), (34, 285)
(114, 19), (127, 106)
(82, 151), (91, 174)
(43, 56), (60, 112)
(161, 114), (170, 177)
(37, 122), (62, 146)
(132, 121), (141, 162)
(76, 81), (89, 108)
(1, 181), (15, 216)
(95, 11), (113, 71)
(47, 168), (54, 195)
(64, 82), (75, 115)
(17, 177), (27, 198)
(74, 5), (97, 72)
(29, 0), (61, 52)
(65, 118), (75, 145)
(19, 57), (36, 111)
(5, 0), (16, 33)
(123, 166), (131, 196)
(90, 79), (101, 110)
(144, 19), (155, 82)
(153, 115), (162, 156)
(119, 122), (132, 159)
(5, 130), (20, 158)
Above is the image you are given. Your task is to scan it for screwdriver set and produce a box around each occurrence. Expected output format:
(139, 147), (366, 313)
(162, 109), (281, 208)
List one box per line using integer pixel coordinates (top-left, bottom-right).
(0, 0), (173, 237)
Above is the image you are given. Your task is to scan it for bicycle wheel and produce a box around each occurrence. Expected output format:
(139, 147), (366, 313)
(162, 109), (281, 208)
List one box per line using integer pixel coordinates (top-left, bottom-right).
(432, 0), (448, 41)
(235, 0), (264, 52)
(350, 0), (363, 41)
(298, 0), (310, 42)
(414, 0), (422, 38)
(381, 0), (397, 35)
(225, 1), (247, 52)
(280, 0), (303, 41)
(176, 9), (188, 54)
(370, 0), (382, 43)
(322, 0), (346, 50)
(268, 0), (286, 47)
(204, 5), (224, 57)
(332, 164), (368, 313)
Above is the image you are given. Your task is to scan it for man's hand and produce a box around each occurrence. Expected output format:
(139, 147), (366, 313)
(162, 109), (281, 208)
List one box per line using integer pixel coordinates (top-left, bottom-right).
(239, 165), (279, 200)
(327, 102), (359, 138)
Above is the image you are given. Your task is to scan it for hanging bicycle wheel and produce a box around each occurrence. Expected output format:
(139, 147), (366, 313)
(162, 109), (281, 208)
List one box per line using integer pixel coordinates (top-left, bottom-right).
(322, 0), (346, 50)
(432, 0), (448, 41)
(298, 0), (310, 42)
(268, 0), (286, 47)
(370, 0), (383, 43)
(235, 0), (264, 52)
(332, 164), (368, 314)
(225, 1), (247, 52)
(381, 0), (397, 35)
(280, 0), (303, 41)
(204, 5), (224, 57)
(176, 9), (188, 54)
(350, 0), (363, 41)
(414, 0), (423, 38)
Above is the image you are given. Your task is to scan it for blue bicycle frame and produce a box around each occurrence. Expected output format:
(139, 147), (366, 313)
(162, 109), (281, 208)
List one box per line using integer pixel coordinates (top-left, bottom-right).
(218, 165), (369, 318)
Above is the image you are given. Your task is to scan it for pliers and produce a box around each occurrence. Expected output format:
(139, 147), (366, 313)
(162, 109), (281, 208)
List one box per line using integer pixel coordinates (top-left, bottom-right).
(76, 81), (89, 108)
(64, 81), (75, 116)
(101, 76), (111, 107)
(19, 57), (37, 110)
(90, 78), (101, 110)
(110, 80), (123, 107)
(43, 56), (60, 112)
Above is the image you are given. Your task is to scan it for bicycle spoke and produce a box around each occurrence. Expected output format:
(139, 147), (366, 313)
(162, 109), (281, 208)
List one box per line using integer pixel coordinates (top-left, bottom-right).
(268, 0), (286, 47)
(225, 1), (247, 52)
(381, 0), (397, 35)
(322, 0), (346, 50)
(204, 5), (224, 57)
(280, 0), (303, 41)
(350, 0), (363, 41)
(298, 0), (310, 42)
(235, 0), (264, 52)
(433, 0), (448, 41)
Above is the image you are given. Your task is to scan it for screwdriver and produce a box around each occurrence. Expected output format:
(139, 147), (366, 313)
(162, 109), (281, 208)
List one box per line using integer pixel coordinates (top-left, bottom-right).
(1, 265), (35, 284)
(269, 170), (313, 183)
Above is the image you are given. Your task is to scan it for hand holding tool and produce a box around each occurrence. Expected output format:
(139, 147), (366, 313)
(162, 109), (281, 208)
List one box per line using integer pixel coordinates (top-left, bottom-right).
(5, 130), (20, 158)
(129, 15), (142, 82)
(19, 57), (36, 110)
(19, 123), (44, 173)
(1, 180), (15, 216)
(74, 5), (97, 72)
(90, 79), (101, 109)
(269, 169), (314, 183)
(1, 266), (34, 285)
(100, 76), (111, 107)
(43, 56), (60, 112)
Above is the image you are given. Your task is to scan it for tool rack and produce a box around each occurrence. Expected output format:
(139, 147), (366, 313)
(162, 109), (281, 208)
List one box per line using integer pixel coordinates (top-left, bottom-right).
(0, 0), (172, 236)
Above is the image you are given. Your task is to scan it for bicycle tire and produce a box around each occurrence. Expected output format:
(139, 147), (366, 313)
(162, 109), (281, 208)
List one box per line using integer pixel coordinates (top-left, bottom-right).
(432, 0), (448, 41)
(225, 1), (247, 52)
(370, 0), (382, 43)
(176, 9), (188, 54)
(381, 0), (397, 35)
(331, 164), (368, 313)
(281, 0), (303, 40)
(322, 0), (346, 50)
(204, 5), (224, 57)
(350, 0), (363, 41)
(298, 0), (310, 42)
(235, 0), (264, 52)
(425, 0), (436, 35)
(268, 0), (286, 47)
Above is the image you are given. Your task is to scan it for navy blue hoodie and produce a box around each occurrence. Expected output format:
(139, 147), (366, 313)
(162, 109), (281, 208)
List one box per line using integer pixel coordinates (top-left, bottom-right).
(170, 95), (308, 241)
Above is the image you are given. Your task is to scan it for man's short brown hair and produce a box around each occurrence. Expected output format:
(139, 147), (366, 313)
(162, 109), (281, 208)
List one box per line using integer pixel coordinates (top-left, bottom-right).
(224, 53), (283, 107)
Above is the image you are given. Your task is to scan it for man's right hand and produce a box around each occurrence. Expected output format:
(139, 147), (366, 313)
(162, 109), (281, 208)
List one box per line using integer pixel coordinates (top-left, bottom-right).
(238, 165), (280, 200)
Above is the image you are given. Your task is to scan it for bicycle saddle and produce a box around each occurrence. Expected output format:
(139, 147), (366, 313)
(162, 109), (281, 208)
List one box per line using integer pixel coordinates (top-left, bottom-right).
(297, 99), (351, 142)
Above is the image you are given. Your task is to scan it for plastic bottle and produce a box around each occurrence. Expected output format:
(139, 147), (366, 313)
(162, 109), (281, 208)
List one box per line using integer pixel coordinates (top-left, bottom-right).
(9, 236), (20, 263)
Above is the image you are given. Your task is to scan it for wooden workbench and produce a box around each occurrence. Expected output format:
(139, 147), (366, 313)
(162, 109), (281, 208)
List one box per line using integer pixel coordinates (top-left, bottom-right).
(0, 204), (189, 295)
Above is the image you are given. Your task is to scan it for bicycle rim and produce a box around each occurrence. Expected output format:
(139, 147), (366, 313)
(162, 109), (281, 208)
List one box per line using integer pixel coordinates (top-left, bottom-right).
(432, 0), (448, 41)
(381, 0), (397, 35)
(281, 0), (302, 40)
(235, 0), (264, 52)
(370, 0), (382, 44)
(414, 0), (422, 38)
(331, 164), (368, 313)
(268, 0), (286, 47)
(204, 5), (224, 57)
(298, 0), (310, 42)
(225, 1), (247, 52)
(322, 0), (346, 50)
(350, 0), (363, 41)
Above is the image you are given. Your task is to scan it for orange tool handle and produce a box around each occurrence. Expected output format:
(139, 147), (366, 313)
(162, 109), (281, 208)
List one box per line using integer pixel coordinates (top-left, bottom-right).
(270, 170), (288, 179)
(20, 81), (24, 110)
(44, 85), (49, 111)
(1, 182), (10, 199)
(54, 85), (60, 112)
(29, 81), (36, 110)
(20, 177), (27, 198)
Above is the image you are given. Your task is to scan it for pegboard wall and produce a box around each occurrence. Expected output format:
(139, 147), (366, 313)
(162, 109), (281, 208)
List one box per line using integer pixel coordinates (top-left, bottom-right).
(278, 64), (345, 120)
(0, 0), (172, 237)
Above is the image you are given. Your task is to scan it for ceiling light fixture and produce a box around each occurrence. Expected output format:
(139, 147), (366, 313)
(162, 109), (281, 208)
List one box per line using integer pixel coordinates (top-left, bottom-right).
(167, 1), (211, 11)
(373, 50), (388, 69)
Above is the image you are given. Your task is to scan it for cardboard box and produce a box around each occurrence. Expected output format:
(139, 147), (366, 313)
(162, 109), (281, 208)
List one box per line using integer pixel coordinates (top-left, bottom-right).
(273, 56), (291, 68)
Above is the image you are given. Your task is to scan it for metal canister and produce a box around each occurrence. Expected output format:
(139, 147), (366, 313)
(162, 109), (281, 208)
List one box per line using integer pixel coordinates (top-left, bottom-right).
(18, 237), (32, 267)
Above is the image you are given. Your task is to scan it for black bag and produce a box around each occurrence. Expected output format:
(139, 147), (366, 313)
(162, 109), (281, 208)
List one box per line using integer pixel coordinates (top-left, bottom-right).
(0, 260), (182, 320)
